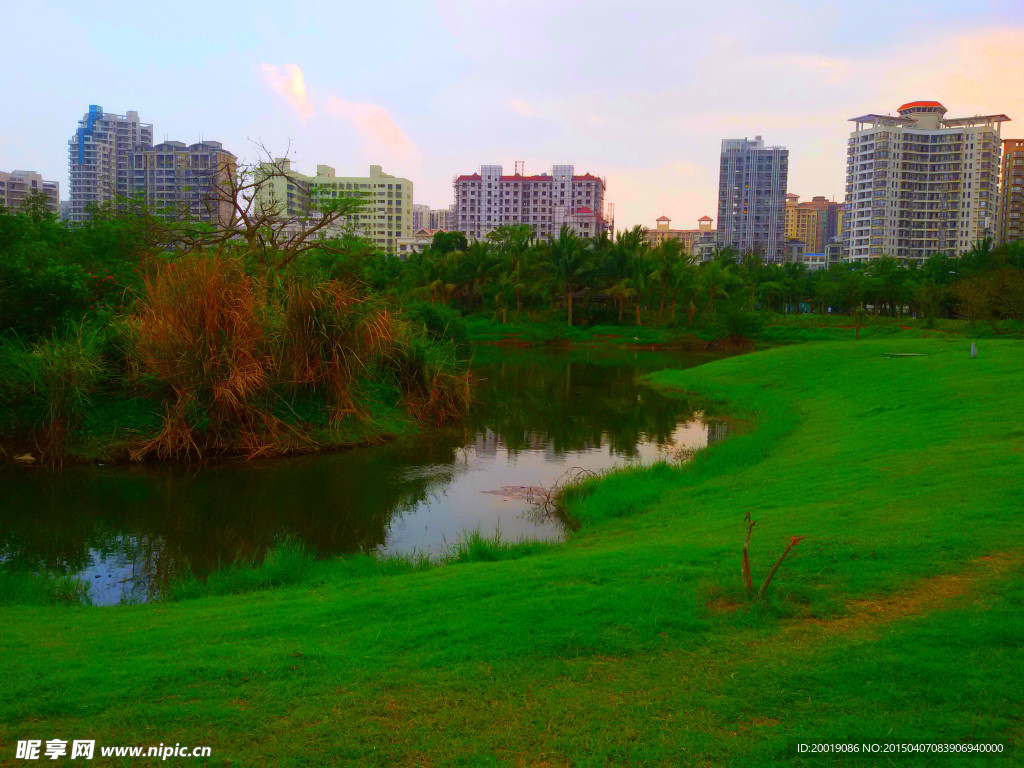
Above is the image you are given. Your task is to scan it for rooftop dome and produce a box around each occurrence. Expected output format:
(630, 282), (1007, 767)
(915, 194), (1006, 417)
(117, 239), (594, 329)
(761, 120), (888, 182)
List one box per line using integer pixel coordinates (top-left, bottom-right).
(898, 100), (946, 114)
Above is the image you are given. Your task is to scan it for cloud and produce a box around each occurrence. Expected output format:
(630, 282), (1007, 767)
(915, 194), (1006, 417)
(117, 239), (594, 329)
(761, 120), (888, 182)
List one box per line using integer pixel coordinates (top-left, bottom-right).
(506, 98), (534, 117)
(326, 97), (421, 165)
(258, 63), (314, 121)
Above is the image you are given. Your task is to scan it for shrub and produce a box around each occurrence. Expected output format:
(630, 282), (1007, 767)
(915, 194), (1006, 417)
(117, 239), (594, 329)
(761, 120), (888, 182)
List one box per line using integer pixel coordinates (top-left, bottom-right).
(0, 326), (106, 454)
(392, 334), (473, 426)
(404, 301), (470, 353)
(276, 279), (397, 421)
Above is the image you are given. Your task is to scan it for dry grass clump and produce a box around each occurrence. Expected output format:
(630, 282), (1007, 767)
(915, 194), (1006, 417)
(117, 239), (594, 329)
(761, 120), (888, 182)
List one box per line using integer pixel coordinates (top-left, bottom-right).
(128, 252), (293, 460)
(392, 335), (473, 426)
(121, 252), (474, 461)
(277, 280), (396, 423)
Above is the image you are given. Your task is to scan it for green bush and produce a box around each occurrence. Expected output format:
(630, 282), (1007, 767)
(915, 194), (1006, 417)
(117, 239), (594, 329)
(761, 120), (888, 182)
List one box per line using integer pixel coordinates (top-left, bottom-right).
(404, 302), (470, 353)
(0, 326), (107, 446)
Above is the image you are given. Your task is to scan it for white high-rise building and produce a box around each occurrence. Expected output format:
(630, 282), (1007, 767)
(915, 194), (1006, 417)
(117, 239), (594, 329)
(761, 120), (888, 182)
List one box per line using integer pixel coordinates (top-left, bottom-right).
(716, 137), (789, 262)
(453, 164), (608, 240)
(68, 105), (153, 223)
(845, 101), (1008, 262)
(412, 203), (431, 231)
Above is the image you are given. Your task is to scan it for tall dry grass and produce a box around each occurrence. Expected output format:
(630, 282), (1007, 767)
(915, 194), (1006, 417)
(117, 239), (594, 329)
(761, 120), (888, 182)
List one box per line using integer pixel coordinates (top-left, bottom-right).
(276, 280), (396, 422)
(2, 250), (475, 462)
(128, 252), (292, 460)
(392, 335), (474, 426)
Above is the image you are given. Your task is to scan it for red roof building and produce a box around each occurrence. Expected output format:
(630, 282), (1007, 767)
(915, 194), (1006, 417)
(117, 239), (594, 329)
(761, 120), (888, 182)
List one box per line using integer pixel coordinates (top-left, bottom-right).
(453, 164), (609, 240)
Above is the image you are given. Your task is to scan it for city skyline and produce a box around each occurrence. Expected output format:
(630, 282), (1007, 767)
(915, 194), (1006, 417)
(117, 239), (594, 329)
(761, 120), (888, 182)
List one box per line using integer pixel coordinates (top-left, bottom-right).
(2, 0), (1023, 230)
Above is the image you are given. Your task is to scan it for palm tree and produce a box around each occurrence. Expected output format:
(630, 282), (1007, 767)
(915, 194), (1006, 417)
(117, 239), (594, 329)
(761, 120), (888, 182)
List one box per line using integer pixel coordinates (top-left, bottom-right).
(492, 268), (525, 324)
(487, 224), (535, 313)
(544, 226), (591, 326)
(648, 240), (690, 323)
(699, 260), (738, 320)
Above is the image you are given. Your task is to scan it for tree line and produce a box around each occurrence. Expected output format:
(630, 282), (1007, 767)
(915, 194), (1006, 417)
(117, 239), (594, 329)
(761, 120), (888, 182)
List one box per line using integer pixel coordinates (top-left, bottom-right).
(353, 224), (1024, 333)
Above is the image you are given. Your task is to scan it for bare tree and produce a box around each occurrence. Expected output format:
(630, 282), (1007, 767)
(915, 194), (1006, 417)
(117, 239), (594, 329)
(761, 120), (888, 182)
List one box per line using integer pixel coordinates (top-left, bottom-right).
(177, 142), (371, 268)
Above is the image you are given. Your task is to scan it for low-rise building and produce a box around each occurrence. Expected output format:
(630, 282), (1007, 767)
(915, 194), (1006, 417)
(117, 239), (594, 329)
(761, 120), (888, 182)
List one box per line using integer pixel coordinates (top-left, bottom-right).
(803, 253), (828, 271)
(397, 227), (448, 258)
(784, 239), (807, 264)
(0, 170), (59, 214)
(645, 215), (717, 260)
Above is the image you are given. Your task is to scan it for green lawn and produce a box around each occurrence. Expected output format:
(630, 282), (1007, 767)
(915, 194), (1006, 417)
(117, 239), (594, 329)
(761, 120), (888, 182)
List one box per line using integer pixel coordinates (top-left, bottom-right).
(3, 338), (1023, 766)
(465, 313), (1024, 350)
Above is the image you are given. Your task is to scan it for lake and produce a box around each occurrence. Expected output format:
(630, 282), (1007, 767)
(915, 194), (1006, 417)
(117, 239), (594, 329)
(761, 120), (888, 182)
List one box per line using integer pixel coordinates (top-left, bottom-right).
(0, 347), (729, 605)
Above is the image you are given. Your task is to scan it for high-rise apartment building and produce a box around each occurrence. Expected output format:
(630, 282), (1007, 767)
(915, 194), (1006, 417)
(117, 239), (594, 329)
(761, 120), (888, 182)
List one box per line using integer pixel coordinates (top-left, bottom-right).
(126, 141), (236, 224)
(829, 203), (845, 246)
(0, 170), (59, 214)
(998, 139), (1024, 244)
(785, 194), (843, 253)
(453, 164), (608, 240)
(429, 206), (456, 231)
(716, 137), (789, 262)
(256, 161), (412, 252)
(785, 194), (818, 252)
(68, 105), (153, 222)
(845, 101), (1008, 262)
(412, 204), (456, 232)
(412, 203), (431, 231)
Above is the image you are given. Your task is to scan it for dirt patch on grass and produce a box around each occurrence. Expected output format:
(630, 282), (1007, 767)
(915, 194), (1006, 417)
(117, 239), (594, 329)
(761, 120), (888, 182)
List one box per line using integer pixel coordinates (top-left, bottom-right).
(790, 550), (1023, 638)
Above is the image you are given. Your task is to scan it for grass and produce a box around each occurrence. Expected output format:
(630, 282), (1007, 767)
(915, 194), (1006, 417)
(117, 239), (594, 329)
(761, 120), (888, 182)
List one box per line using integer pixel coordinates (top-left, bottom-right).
(466, 315), (718, 348)
(165, 532), (551, 602)
(466, 311), (1024, 349)
(0, 569), (93, 607)
(2, 337), (1023, 765)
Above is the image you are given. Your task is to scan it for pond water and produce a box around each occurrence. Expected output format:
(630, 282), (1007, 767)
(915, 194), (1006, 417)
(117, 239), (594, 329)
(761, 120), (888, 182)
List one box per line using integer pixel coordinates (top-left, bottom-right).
(0, 347), (730, 605)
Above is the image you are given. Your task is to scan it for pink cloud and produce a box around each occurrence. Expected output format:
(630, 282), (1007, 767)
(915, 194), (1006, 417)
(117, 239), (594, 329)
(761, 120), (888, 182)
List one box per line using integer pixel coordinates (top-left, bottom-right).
(506, 98), (534, 116)
(258, 63), (314, 121)
(326, 96), (420, 165)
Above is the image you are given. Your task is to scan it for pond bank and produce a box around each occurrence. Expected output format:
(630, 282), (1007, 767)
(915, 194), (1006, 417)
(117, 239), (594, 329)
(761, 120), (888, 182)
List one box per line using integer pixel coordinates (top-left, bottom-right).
(1, 347), (729, 605)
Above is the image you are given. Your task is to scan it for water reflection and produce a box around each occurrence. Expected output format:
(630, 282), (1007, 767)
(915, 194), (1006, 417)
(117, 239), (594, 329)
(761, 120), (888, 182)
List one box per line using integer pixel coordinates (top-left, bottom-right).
(0, 348), (728, 604)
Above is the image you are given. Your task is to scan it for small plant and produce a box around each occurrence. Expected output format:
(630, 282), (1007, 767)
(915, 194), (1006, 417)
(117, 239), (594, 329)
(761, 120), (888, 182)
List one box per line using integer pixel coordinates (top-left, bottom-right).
(741, 511), (806, 601)
(528, 466), (598, 524)
(852, 307), (868, 340)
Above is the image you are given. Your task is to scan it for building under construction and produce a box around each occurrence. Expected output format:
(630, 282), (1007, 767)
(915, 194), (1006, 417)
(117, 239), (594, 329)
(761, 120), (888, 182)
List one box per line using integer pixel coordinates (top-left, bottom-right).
(453, 163), (611, 240)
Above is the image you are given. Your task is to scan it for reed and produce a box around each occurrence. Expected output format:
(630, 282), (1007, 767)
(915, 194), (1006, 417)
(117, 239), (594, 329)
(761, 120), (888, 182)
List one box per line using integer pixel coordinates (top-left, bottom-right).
(129, 252), (288, 459)
(0, 326), (105, 456)
(392, 335), (474, 426)
(275, 279), (397, 423)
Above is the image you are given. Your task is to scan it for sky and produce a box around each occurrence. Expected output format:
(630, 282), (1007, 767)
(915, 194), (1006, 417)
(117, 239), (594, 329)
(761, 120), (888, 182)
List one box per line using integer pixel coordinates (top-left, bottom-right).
(3, 0), (1024, 230)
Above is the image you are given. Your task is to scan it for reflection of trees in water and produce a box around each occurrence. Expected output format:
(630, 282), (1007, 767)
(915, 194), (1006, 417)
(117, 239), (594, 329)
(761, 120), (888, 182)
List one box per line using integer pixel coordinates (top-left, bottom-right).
(0, 439), (466, 595)
(469, 352), (701, 458)
(0, 350), (717, 599)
